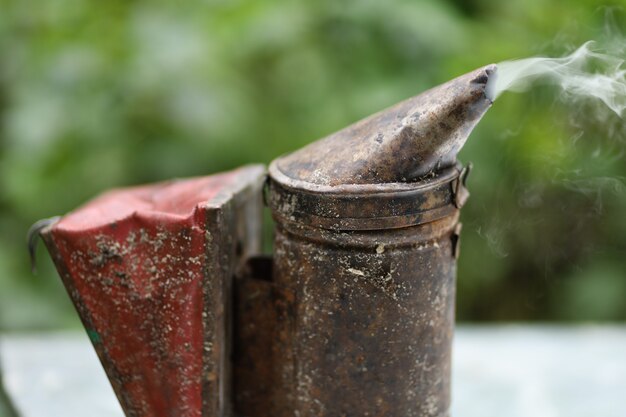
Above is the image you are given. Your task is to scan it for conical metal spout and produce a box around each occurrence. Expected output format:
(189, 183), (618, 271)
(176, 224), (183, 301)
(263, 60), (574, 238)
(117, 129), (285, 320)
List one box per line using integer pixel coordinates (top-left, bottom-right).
(275, 64), (496, 186)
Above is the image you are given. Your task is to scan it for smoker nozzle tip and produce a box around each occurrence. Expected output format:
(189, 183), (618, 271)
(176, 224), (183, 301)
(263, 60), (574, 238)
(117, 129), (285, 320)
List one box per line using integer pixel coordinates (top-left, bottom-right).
(482, 64), (498, 103)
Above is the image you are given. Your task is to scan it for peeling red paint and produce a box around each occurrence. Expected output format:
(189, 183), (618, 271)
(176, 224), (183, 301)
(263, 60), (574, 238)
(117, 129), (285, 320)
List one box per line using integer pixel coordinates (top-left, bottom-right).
(40, 165), (265, 417)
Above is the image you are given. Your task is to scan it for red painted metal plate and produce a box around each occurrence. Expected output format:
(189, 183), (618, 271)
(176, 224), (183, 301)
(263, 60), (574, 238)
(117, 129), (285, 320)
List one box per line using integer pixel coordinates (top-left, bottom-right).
(41, 165), (265, 417)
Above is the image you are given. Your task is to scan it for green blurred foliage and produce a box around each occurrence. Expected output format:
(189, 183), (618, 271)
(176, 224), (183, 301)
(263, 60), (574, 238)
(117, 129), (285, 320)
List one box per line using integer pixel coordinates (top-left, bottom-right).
(0, 0), (624, 330)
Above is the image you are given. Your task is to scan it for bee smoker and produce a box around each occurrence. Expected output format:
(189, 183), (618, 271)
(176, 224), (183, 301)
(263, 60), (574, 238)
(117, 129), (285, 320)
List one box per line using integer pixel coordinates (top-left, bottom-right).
(234, 65), (495, 417)
(33, 65), (495, 417)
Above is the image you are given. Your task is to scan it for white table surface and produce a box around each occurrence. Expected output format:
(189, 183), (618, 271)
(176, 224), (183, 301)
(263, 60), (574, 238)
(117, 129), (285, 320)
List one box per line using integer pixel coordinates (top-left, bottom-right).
(1, 326), (625, 417)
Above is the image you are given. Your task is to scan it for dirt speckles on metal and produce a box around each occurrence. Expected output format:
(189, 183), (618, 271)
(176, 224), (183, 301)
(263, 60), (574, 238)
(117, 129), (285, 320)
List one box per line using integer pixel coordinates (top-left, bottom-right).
(37, 166), (265, 417)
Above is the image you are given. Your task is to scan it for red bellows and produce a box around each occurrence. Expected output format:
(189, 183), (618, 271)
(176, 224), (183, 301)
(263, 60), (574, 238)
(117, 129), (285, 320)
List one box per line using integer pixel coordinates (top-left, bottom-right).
(39, 165), (265, 417)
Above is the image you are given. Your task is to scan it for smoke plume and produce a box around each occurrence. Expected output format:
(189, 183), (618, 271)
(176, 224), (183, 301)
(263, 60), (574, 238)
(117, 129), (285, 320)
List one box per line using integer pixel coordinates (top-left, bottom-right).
(487, 41), (626, 117)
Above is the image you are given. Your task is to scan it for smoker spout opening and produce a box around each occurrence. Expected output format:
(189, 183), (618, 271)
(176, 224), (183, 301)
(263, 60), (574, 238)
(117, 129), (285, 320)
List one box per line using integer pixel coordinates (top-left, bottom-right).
(483, 64), (498, 103)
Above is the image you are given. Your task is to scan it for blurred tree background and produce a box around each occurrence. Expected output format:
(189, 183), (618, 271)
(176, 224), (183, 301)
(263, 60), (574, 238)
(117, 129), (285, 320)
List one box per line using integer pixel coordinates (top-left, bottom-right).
(0, 0), (625, 331)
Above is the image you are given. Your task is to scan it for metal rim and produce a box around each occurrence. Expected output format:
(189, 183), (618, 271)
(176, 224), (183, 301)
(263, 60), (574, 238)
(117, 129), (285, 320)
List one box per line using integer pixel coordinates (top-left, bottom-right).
(268, 162), (468, 231)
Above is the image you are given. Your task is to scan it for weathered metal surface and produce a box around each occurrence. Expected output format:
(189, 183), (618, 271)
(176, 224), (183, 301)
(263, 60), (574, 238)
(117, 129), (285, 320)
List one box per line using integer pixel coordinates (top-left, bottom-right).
(260, 180), (463, 417)
(252, 65), (495, 416)
(233, 257), (295, 417)
(268, 215), (458, 417)
(267, 163), (466, 231)
(276, 64), (495, 185)
(37, 165), (265, 417)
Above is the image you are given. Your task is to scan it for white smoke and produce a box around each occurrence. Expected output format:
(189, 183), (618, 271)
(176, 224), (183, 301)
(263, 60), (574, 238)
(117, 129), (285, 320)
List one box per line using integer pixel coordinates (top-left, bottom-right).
(489, 41), (626, 117)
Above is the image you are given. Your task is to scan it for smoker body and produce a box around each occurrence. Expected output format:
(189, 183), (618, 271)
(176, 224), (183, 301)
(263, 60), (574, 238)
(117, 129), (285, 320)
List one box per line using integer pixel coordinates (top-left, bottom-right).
(271, 220), (456, 417)
(235, 64), (492, 417)
(259, 163), (468, 417)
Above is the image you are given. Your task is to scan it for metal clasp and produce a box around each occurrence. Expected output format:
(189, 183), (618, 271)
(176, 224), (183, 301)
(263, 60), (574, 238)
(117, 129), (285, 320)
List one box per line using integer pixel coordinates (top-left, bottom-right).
(27, 216), (60, 273)
(262, 175), (271, 207)
(452, 163), (472, 209)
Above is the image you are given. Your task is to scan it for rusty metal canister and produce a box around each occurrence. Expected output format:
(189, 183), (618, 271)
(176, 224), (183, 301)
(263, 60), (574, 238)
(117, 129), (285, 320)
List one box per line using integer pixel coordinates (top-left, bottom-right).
(264, 165), (468, 417)
(244, 65), (495, 417)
